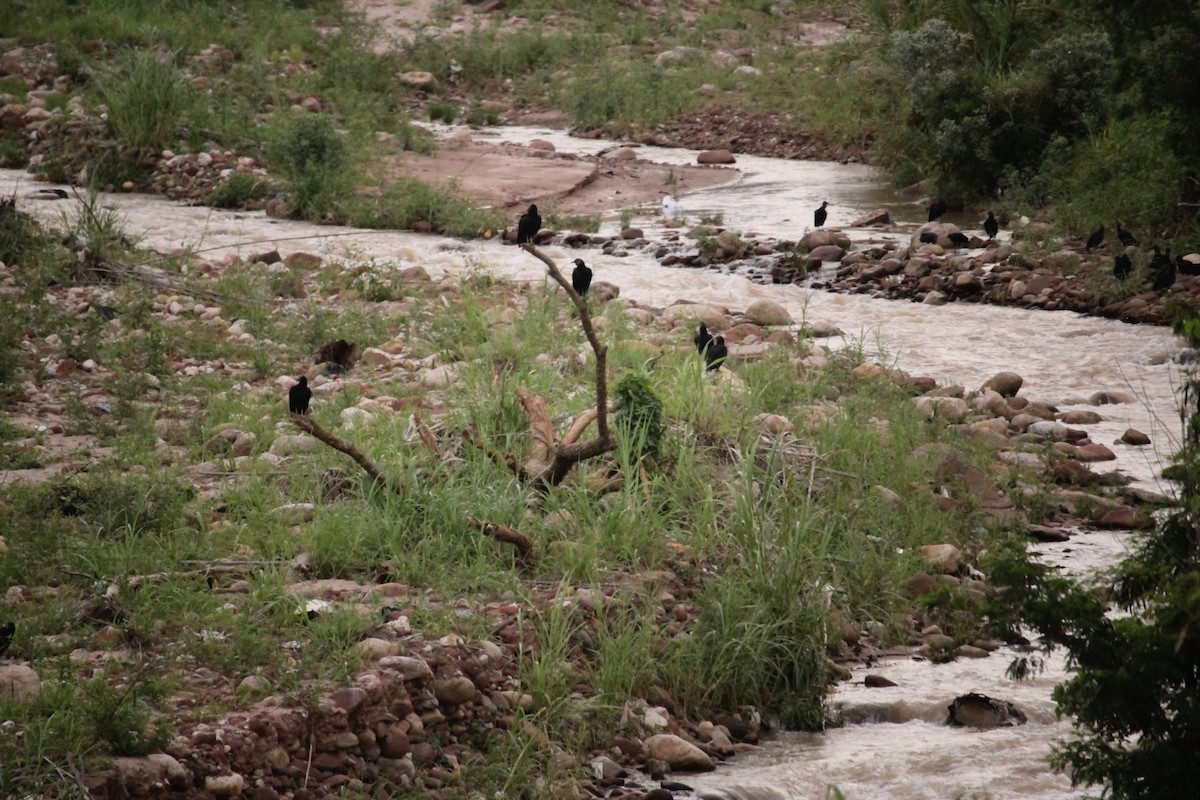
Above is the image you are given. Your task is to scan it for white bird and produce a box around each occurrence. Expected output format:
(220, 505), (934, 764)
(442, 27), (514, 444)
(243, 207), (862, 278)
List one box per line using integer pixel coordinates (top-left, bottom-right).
(661, 194), (680, 219)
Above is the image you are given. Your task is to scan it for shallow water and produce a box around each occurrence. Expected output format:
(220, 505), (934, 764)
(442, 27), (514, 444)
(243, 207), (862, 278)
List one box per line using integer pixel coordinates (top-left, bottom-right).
(0, 129), (1182, 798)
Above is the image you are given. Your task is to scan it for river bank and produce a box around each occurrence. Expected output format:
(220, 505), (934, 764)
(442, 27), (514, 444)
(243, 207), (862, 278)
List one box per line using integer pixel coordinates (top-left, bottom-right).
(0, 162), (1183, 797)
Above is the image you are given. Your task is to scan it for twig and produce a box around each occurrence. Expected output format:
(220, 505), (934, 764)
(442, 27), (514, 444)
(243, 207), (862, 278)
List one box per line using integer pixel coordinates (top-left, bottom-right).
(291, 413), (404, 497)
(467, 517), (536, 563)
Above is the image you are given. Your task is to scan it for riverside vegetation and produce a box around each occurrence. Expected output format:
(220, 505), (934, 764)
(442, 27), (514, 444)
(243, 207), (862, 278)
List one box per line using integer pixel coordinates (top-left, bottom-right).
(1, 187), (1021, 796)
(0, 1), (1197, 798)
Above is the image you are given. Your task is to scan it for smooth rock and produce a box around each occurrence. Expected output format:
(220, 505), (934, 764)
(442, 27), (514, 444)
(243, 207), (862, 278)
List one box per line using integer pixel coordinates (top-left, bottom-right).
(743, 299), (792, 326)
(983, 371), (1023, 398)
(1120, 428), (1151, 446)
(642, 734), (715, 772)
(918, 544), (962, 574)
(696, 149), (736, 165)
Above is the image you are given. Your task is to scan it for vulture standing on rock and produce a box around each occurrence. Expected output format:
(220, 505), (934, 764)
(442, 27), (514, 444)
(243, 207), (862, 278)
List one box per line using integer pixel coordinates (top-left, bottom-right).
(1085, 224), (1105, 250)
(571, 258), (592, 296)
(927, 198), (947, 222)
(918, 231), (938, 244)
(814, 200), (829, 229)
(705, 336), (728, 372)
(516, 204), (541, 244)
(694, 322), (713, 355)
(983, 211), (999, 240)
(289, 376), (312, 415)
(947, 231), (970, 248)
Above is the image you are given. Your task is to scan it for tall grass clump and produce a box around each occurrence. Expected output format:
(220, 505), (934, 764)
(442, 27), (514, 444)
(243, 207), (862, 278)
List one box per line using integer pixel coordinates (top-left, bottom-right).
(345, 178), (506, 237)
(95, 48), (193, 154)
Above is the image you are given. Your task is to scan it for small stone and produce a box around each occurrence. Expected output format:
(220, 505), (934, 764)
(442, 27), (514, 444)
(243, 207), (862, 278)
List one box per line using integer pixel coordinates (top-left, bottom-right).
(205, 773), (245, 797)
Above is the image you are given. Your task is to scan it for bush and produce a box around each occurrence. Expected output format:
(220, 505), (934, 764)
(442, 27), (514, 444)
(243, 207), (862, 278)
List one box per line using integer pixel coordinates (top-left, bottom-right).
(95, 48), (193, 153)
(266, 113), (357, 221)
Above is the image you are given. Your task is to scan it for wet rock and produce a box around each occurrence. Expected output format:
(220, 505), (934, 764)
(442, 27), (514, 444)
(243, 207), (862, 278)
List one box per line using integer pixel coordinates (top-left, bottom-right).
(590, 755), (624, 780)
(1027, 524), (1070, 543)
(743, 299), (791, 326)
(946, 693), (1027, 728)
(850, 208), (892, 227)
(1089, 390), (1135, 405)
(983, 371), (1023, 398)
(1097, 507), (1138, 528)
(696, 149), (736, 165)
(1060, 410), (1102, 424)
(642, 734), (715, 772)
(808, 244), (846, 262)
(1074, 443), (1116, 462)
(864, 674), (898, 688)
(1120, 428), (1151, 446)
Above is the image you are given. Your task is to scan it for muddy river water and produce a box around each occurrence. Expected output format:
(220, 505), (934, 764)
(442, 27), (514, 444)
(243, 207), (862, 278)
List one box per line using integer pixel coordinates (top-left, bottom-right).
(0, 126), (1185, 799)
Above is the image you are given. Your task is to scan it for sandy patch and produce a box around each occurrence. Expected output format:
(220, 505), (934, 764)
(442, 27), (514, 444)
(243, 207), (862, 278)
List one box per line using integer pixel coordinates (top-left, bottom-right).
(383, 138), (739, 214)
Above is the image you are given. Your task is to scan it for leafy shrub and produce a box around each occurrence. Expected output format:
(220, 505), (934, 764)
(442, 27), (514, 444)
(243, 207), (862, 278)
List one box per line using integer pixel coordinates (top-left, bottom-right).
(613, 372), (664, 460)
(208, 171), (272, 209)
(95, 48), (192, 153)
(266, 113), (357, 220)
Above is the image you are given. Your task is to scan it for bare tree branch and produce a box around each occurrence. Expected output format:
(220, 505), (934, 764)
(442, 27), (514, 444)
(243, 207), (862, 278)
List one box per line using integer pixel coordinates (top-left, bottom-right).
(291, 413), (404, 497)
(467, 517), (536, 563)
(521, 243), (612, 442)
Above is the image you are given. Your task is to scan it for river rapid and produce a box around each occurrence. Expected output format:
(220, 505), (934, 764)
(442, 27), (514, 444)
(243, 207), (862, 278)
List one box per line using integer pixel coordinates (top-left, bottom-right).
(0, 127), (1185, 799)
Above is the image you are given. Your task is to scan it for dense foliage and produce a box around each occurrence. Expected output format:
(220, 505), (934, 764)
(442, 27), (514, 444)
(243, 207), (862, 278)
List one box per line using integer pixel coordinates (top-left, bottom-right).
(867, 0), (1200, 240)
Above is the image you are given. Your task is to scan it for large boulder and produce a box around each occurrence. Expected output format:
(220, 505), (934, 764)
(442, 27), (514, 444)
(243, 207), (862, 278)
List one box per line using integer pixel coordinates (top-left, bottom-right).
(983, 371), (1023, 398)
(642, 734), (715, 772)
(743, 299), (792, 326)
(0, 664), (40, 701)
(947, 693), (1027, 728)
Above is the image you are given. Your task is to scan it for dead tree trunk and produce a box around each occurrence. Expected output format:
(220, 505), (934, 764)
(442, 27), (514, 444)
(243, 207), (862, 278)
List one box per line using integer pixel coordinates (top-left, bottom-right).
(512, 243), (618, 490)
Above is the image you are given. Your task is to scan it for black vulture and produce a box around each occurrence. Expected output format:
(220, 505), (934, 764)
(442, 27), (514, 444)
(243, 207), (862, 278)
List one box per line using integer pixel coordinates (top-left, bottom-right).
(1178, 254), (1200, 276)
(571, 258), (592, 296)
(947, 231), (970, 247)
(814, 201), (829, 229)
(705, 336), (728, 371)
(0, 621), (13, 657)
(694, 322), (713, 355)
(919, 231), (938, 244)
(289, 376), (313, 415)
(516, 204), (542, 244)
(927, 199), (947, 222)
(983, 211), (999, 240)
(1085, 224), (1105, 250)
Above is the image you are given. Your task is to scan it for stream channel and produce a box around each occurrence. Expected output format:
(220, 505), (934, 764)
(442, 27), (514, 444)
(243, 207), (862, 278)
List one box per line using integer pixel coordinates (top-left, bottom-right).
(1, 124), (1187, 799)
